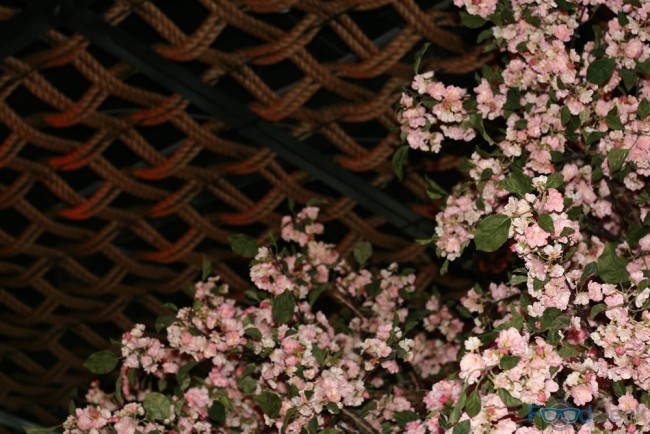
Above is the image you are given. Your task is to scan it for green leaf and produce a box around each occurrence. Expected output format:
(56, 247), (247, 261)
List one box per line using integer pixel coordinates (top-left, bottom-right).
(440, 259), (449, 276)
(593, 163), (609, 182)
(413, 43), (431, 74)
(254, 392), (282, 419)
(456, 304), (473, 319)
(627, 224), (650, 247)
(566, 114), (580, 137)
(177, 360), (198, 391)
(556, 0), (576, 10)
(208, 401), (226, 424)
(618, 12), (630, 25)
(504, 88), (522, 113)
(221, 396), (234, 412)
(228, 234), (258, 258)
(83, 350), (119, 375)
(477, 330), (498, 345)
(613, 381), (626, 397)
(587, 57), (616, 84)
(308, 417), (318, 434)
(281, 408), (298, 434)
(619, 69), (638, 91)
(499, 355), (521, 370)
(364, 280), (382, 297)
(545, 173), (564, 190)
(115, 376), (124, 405)
(580, 262), (598, 283)
(481, 65), (501, 85)
(585, 131), (607, 146)
(244, 327), (262, 340)
(24, 426), (61, 434)
(452, 420), (471, 434)
(127, 368), (136, 385)
(306, 197), (329, 207)
(465, 391), (482, 417)
(312, 346), (327, 365)
(590, 303), (607, 319)
(155, 315), (175, 333)
(558, 345), (580, 358)
(353, 241), (373, 266)
(642, 391), (650, 408)
(308, 283), (328, 306)
(202, 256), (213, 280)
(460, 11), (486, 28)
(561, 106), (571, 125)
(515, 118), (528, 130)
(474, 214), (511, 252)
(392, 145), (409, 181)
(637, 58), (650, 76)
(639, 98), (650, 119)
(597, 243), (630, 284)
(238, 376), (258, 395)
(517, 404), (532, 419)
(325, 402), (340, 414)
(476, 28), (493, 44)
(606, 107), (624, 130)
(394, 411), (420, 428)
(143, 392), (172, 421)
(534, 413), (550, 430)
(448, 388), (466, 424)
(287, 385), (299, 399)
(510, 274), (528, 285)
(497, 388), (522, 407)
(607, 148), (629, 173)
(592, 24), (604, 49)
(501, 171), (532, 197)
(537, 214), (555, 233)
(163, 302), (178, 312)
(539, 308), (568, 332)
(522, 8), (541, 26)
(272, 290), (296, 324)
(425, 175), (448, 199)
(547, 329), (562, 345)
(480, 168), (494, 181)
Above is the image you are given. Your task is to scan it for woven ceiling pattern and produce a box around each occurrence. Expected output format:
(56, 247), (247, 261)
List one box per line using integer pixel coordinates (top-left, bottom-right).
(0, 0), (487, 427)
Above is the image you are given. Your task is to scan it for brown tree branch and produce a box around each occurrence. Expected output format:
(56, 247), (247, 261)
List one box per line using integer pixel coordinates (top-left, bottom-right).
(340, 408), (381, 434)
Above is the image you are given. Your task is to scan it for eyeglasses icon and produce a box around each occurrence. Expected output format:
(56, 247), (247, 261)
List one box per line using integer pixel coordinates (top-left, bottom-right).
(540, 407), (581, 423)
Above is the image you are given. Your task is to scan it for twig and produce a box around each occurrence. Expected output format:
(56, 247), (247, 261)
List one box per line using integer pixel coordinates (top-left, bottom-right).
(606, 178), (642, 229)
(329, 290), (367, 319)
(340, 408), (381, 434)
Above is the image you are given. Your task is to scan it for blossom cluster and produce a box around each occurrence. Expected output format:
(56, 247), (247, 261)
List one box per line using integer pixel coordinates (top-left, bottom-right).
(62, 207), (460, 434)
(395, 0), (650, 432)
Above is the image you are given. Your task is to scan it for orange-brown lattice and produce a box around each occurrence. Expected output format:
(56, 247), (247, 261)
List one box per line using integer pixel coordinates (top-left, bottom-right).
(0, 0), (486, 426)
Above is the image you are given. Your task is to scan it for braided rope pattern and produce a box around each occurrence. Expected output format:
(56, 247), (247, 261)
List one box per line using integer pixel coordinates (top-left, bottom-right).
(0, 0), (487, 425)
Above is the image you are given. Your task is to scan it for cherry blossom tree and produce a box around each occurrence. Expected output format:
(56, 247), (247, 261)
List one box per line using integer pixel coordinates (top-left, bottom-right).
(58, 0), (650, 432)
(395, 0), (650, 431)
